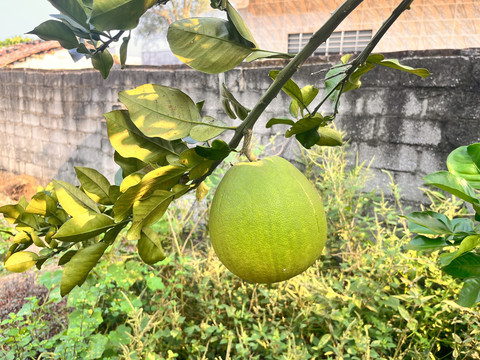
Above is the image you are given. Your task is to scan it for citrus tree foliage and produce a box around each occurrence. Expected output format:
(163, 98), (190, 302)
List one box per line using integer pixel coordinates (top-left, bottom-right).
(1, 0), (432, 298)
(406, 144), (480, 307)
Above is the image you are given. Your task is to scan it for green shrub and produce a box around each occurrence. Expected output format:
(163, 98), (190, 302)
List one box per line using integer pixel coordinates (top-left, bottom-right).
(1, 145), (479, 359)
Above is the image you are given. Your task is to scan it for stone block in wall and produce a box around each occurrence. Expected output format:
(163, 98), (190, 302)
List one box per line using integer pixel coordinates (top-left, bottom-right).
(82, 133), (103, 150)
(22, 113), (40, 127)
(336, 114), (376, 142)
(394, 172), (428, 203)
(76, 118), (101, 134)
(401, 120), (442, 146)
(25, 163), (43, 180)
(444, 118), (480, 148)
(14, 124), (32, 139)
(358, 143), (418, 173)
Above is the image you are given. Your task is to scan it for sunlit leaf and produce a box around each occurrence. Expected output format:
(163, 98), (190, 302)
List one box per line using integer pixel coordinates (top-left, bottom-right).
(113, 166), (186, 222)
(4, 251), (38, 273)
(167, 17), (254, 74)
(60, 242), (109, 296)
(127, 190), (174, 240)
(75, 167), (112, 204)
(196, 181), (210, 201)
(447, 144), (480, 189)
(25, 192), (57, 216)
(424, 171), (480, 206)
(137, 227), (165, 265)
(53, 213), (115, 242)
(316, 127), (343, 147)
(53, 180), (100, 217)
(118, 84), (203, 141)
(106, 110), (181, 166)
(90, 0), (157, 31)
(439, 235), (480, 267)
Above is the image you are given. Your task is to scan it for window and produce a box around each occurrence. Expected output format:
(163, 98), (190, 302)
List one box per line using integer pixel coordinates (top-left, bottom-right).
(288, 30), (373, 55)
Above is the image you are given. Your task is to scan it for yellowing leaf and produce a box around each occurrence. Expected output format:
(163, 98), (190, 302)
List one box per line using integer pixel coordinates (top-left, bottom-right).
(196, 181), (210, 201)
(118, 84), (202, 141)
(5, 251), (38, 273)
(53, 180), (100, 217)
(53, 213), (115, 242)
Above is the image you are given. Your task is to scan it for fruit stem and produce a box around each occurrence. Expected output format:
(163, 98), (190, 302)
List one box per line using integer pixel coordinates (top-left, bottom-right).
(242, 128), (257, 162)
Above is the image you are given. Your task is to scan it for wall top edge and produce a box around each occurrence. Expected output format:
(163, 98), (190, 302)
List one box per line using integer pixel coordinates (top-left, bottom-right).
(0, 48), (478, 74)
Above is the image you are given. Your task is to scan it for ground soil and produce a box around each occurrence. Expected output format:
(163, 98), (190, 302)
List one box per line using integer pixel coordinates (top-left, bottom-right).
(0, 170), (40, 205)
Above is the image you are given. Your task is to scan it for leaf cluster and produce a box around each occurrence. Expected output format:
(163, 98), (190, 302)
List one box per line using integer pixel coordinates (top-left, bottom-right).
(405, 143), (480, 307)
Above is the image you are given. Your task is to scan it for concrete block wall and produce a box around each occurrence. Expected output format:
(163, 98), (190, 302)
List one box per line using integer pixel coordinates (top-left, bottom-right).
(0, 49), (479, 204)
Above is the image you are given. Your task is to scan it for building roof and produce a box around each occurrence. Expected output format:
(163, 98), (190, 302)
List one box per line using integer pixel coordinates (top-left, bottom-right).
(0, 40), (62, 68)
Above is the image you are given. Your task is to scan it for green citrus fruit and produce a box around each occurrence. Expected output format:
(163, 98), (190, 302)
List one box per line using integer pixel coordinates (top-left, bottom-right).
(209, 156), (327, 283)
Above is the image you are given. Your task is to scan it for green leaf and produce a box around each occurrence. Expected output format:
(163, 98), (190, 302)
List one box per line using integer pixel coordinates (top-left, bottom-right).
(405, 211), (453, 235)
(316, 127), (343, 147)
(269, 70), (304, 109)
(226, 1), (257, 47)
(60, 242), (109, 296)
(467, 143), (480, 170)
(194, 139), (231, 161)
(266, 118), (295, 128)
(0, 203), (40, 229)
(285, 116), (324, 138)
(4, 251), (38, 273)
(458, 278), (480, 307)
(439, 235), (480, 267)
(53, 213), (115, 242)
(127, 190), (174, 240)
(90, 0), (157, 31)
(58, 250), (77, 266)
(324, 64), (349, 103)
(25, 192), (57, 216)
(113, 166), (186, 222)
(75, 167), (112, 204)
(119, 84), (203, 141)
(48, 0), (89, 29)
(245, 49), (294, 62)
(369, 55), (431, 78)
(120, 35), (130, 69)
(221, 83), (250, 120)
(53, 180), (100, 217)
(92, 50), (114, 79)
(167, 17), (254, 74)
(189, 116), (234, 142)
(137, 227), (166, 265)
(424, 171), (480, 206)
(442, 252), (480, 279)
(405, 235), (450, 251)
(295, 128), (320, 149)
(106, 110), (179, 165)
(447, 144), (480, 189)
(28, 20), (79, 49)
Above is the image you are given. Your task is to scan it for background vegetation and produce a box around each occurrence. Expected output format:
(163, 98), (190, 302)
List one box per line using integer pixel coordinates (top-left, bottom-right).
(1, 144), (479, 359)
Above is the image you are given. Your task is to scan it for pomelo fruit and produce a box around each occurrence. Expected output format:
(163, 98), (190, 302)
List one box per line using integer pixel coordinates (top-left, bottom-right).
(209, 156), (327, 283)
